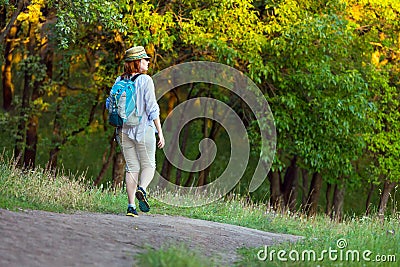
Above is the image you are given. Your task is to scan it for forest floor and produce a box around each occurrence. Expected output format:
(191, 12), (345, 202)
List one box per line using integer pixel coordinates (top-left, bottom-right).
(0, 208), (302, 266)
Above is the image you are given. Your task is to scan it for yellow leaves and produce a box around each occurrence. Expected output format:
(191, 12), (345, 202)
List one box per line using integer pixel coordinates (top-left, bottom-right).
(371, 51), (380, 67)
(370, 42), (383, 48)
(350, 4), (363, 21)
(88, 120), (101, 133)
(17, 0), (45, 24)
(146, 43), (155, 57)
(371, 50), (388, 67)
(33, 98), (50, 112)
(379, 59), (389, 67)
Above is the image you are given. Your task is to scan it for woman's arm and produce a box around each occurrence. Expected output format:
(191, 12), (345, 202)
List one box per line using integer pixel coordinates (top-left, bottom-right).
(153, 117), (165, 149)
(142, 75), (164, 148)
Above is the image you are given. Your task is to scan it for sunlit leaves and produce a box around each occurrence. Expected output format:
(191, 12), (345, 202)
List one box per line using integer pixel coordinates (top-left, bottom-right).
(179, 0), (265, 66)
(121, 1), (176, 51)
(17, 0), (45, 24)
(345, 0), (400, 184)
(55, 0), (126, 49)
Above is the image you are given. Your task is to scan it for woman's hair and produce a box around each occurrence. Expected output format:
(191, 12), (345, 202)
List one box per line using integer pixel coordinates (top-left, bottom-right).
(121, 60), (141, 78)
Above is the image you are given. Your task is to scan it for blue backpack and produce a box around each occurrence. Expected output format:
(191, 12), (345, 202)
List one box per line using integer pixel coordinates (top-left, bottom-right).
(106, 74), (142, 127)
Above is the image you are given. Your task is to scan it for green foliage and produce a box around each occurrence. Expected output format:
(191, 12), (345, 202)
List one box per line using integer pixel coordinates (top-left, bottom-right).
(273, 66), (371, 176)
(58, 92), (94, 132)
(18, 55), (47, 87)
(54, 0), (127, 49)
(364, 70), (400, 183)
(137, 244), (216, 267)
(122, 1), (176, 50)
(179, 0), (264, 66)
(346, 0), (400, 185)
(240, 0), (374, 182)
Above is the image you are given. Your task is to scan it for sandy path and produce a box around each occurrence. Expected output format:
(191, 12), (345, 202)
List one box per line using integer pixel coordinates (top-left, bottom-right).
(0, 208), (302, 266)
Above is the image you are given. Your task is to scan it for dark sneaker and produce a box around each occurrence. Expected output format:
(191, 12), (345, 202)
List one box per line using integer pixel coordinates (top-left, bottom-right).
(126, 206), (138, 217)
(135, 187), (150, 212)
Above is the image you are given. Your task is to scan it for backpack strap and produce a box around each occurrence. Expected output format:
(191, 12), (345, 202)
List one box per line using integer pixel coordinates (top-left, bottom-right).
(130, 73), (142, 82)
(120, 73), (142, 82)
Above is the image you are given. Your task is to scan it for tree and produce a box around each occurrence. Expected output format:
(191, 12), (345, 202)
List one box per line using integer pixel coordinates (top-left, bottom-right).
(345, 0), (400, 218)
(244, 0), (372, 216)
(1, 0), (127, 170)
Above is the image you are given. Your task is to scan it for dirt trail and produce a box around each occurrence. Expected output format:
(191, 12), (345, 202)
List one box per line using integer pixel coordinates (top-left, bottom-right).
(0, 208), (302, 266)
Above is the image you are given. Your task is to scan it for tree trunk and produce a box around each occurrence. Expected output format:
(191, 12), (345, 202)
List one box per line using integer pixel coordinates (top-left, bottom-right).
(161, 89), (183, 181)
(332, 179), (345, 222)
(197, 116), (210, 187)
(161, 84), (196, 183)
(365, 182), (375, 216)
(24, 114), (39, 168)
(0, 0), (24, 44)
(378, 180), (396, 221)
(46, 85), (67, 172)
(93, 134), (117, 186)
(325, 183), (333, 216)
(269, 171), (283, 210)
(0, 5), (5, 30)
(112, 151), (126, 189)
(196, 118), (221, 187)
(23, 18), (47, 169)
(197, 165), (211, 187)
(175, 123), (190, 185)
(160, 156), (173, 182)
(14, 119), (25, 167)
(160, 92), (181, 182)
(185, 163), (196, 187)
(305, 172), (323, 217)
(15, 26), (33, 167)
(2, 25), (17, 111)
(301, 169), (309, 208)
(282, 155), (299, 211)
(159, 109), (173, 182)
(24, 76), (41, 168)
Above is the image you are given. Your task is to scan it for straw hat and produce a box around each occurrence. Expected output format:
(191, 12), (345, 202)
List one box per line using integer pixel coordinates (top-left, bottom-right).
(124, 46), (150, 61)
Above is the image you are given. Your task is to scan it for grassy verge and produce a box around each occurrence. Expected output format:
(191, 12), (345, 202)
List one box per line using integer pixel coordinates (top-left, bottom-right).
(0, 156), (126, 214)
(136, 244), (216, 267)
(151, 195), (399, 266)
(0, 155), (398, 266)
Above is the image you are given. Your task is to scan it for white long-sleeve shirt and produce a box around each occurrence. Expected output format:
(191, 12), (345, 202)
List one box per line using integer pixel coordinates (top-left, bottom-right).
(114, 74), (160, 142)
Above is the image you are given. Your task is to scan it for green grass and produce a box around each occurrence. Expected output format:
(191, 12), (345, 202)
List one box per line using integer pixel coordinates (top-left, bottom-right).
(0, 156), (126, 214)
(235, 213), (399, 266)
(136, 244), (217, 267)
(0, 154), (398, 267)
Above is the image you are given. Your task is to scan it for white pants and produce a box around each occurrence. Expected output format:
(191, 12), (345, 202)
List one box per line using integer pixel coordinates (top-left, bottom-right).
(121, 126), (156, 173)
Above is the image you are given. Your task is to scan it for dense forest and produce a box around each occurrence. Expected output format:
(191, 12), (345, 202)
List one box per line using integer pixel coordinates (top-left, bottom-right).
(0, 0), (399, 220)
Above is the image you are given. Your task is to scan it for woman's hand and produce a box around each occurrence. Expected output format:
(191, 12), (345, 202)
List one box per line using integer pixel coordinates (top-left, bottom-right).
(157, 132), (165, 149)
(153, 117), (165, 149)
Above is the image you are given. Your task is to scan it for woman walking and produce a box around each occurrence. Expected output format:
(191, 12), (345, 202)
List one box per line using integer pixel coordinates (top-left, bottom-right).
(114, 46), (165, 217)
